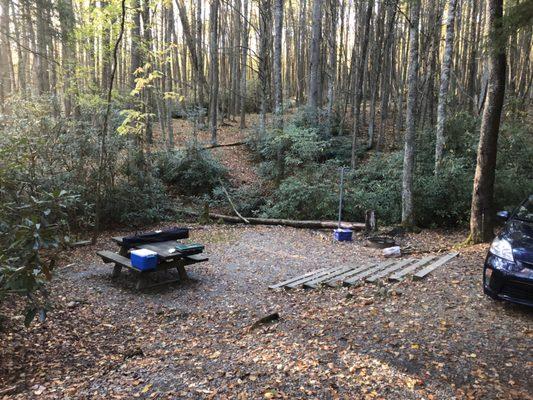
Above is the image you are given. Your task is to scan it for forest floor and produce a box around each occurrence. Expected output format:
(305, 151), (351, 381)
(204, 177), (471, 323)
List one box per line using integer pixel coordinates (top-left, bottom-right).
(1, 225), (532, 399)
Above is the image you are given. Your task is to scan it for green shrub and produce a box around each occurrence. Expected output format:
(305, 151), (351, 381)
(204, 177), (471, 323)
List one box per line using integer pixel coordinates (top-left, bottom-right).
(261, 173), (338, 220)
(0, 190), (79, 325)
(154, 143), (228, 196)
(249, 123), (328, 180)
(414, 158), (473, 227)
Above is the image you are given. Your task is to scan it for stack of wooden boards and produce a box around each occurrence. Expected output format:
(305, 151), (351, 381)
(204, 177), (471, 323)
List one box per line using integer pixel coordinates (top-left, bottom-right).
(269, 252), (459, 290)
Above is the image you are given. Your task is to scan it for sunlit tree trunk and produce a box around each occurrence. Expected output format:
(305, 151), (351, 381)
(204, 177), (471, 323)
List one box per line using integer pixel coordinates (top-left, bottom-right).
(435, 0), (457, 174)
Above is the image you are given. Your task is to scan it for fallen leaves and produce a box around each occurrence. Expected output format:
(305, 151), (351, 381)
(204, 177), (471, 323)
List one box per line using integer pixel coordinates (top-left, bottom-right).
(0, 226), (530, 399)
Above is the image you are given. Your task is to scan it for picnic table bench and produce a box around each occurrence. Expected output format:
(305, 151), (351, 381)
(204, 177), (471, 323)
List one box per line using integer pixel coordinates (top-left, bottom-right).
(97, 236), (208, 290)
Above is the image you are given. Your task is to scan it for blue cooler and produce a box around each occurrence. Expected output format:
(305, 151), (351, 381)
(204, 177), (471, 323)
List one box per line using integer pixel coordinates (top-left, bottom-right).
(334, 228), (353, 242)
(130, 249), (158, 271)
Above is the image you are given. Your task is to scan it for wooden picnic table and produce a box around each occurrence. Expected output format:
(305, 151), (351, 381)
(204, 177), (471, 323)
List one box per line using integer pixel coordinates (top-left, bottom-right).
(97, 236), (208, 290)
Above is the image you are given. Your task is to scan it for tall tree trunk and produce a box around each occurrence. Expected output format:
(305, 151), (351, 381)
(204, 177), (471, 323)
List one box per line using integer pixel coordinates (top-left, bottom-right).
(467, 0), (479, 112)
(239, 0), (249, 130)
(58, 0), (76, 116)
(367, 2), (386, 149)
(350, 0), (373, 168)
(401, 0), (421, 227)
(35, 0), (50, 94)
(165, 3), (175, 148)
(435, 0), (458, 173)
(11, 1), (26, 92)
(326, 0), (338, 136)
(196, 0), (205, 110)
(273, 0), (284, 129)
(307, 0), (322, 120)
(470, 0), (506, 243)
(0, 0), (11, 106)
(296, 0), (307, 104)
(142, 0), (153, 146)
(130, 0), (142, 89)
(100, 1), (111, 92)
(258, 0), (272, 136)
(209, 0), (219, 144)
(377, 3), (397, 151)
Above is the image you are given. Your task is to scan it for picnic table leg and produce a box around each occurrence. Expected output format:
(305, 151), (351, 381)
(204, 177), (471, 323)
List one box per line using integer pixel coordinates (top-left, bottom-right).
(136, 273), (148, 290)
(112, 264), (122, 279)
(176, 263), (188, 281)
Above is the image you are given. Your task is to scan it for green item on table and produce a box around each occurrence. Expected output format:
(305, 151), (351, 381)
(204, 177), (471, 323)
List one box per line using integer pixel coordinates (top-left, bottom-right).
(175, 243), (204, 255)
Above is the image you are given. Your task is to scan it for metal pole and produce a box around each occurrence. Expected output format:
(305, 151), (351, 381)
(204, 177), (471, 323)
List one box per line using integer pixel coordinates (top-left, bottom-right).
(338, 167), (345, 229)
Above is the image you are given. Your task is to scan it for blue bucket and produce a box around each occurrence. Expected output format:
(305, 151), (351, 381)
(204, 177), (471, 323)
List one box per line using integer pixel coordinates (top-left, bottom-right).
(334, 228), (353, 242)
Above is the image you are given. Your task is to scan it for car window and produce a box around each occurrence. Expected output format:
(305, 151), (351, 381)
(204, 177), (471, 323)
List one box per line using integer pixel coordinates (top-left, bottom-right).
(514, 195), (533, 222)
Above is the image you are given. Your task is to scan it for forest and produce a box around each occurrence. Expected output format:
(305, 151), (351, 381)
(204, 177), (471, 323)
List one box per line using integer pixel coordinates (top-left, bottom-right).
(0, 0), (532, 398)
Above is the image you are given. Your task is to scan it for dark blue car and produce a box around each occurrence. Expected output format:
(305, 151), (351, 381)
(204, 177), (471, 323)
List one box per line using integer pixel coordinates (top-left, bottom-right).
(484, 195), (533, 307)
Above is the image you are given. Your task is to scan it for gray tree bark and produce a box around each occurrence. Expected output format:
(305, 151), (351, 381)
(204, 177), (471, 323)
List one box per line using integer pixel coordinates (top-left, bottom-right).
(209, 0), (219, 144)
(401, 0), (421, 227)
(435, 0), (457, 174)
(350, 0), (374, 168)
(326, 0), (338, 136)
(239, 0), (250, 130)
(307, 0), (322, 120)
(273, 0), (284, 129)
(35, 0), (50, 94)
(258, 0), (272, 136)
(58, 0), (76, 115)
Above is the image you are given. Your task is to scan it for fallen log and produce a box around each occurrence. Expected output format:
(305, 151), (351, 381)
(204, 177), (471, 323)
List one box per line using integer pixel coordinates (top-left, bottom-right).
(182, 211), (365, 231)
(203, 141), (246, 149)
(176, 141), (246, 151)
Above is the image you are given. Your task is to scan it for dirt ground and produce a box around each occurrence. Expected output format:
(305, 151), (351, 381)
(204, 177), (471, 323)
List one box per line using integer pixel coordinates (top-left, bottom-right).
(1, 225), (532, 399)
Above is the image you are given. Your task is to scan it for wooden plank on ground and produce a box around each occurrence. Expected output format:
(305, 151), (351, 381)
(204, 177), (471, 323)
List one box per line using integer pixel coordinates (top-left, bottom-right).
(324, 261), (393, 287)
(285, 266), (347, 289)
(366, 259), (416, 283)
(413, 252), (459, 280)
(388, 255), (437, 281)
(344, 260), (408, 286)
(303, 265), (361, 288)
(269, 268), (325, 289)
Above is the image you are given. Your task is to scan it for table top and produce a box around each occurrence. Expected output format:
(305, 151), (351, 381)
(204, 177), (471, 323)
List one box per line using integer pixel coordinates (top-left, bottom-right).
(135, 240), (187, 260)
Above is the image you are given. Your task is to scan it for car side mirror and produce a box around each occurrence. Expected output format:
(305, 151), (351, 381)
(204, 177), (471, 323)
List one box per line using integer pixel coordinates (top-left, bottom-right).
(496, 211), (510, 221)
